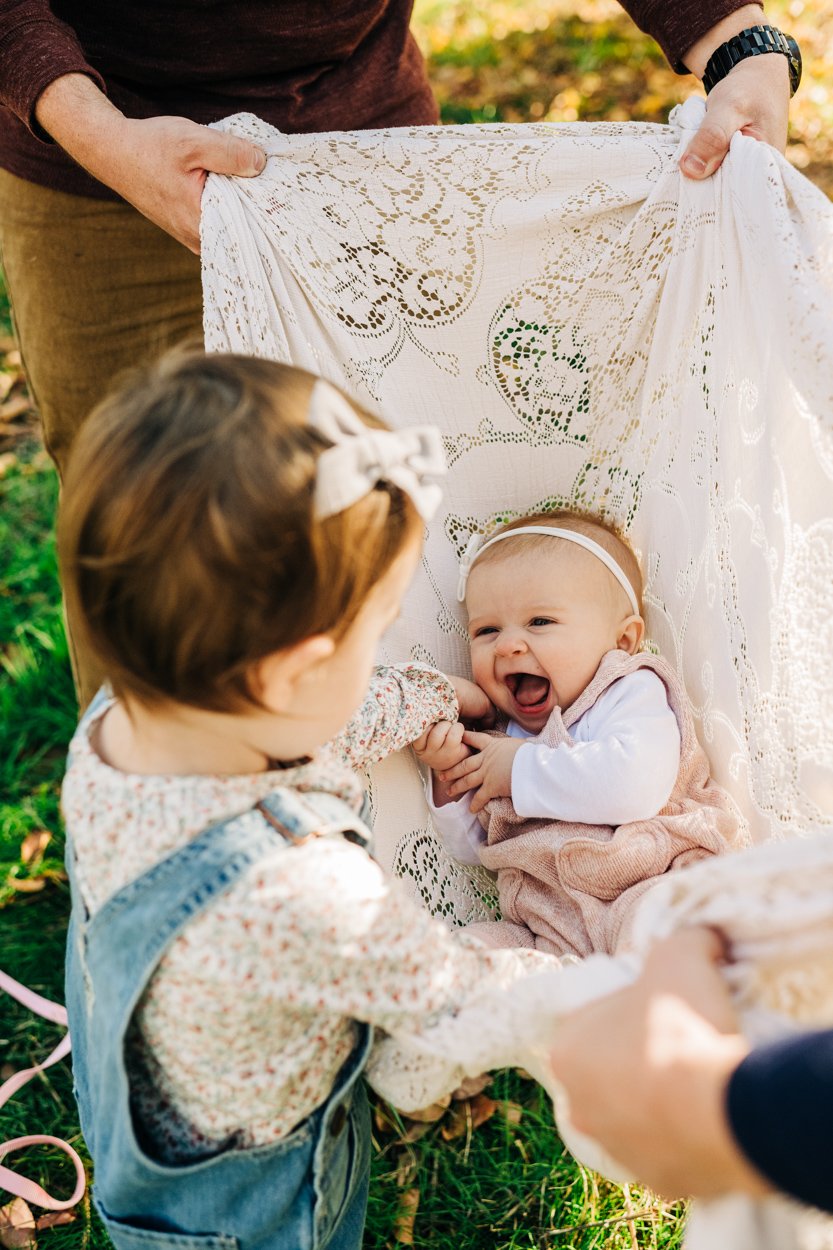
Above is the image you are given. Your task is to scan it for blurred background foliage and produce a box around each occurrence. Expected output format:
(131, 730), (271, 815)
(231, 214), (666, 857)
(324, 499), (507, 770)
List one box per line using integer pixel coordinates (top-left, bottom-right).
(413, 0), (833, 196)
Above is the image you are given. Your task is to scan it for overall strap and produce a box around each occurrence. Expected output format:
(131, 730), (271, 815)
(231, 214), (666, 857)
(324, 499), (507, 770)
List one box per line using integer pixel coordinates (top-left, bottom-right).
(80, 785), (367, 1024)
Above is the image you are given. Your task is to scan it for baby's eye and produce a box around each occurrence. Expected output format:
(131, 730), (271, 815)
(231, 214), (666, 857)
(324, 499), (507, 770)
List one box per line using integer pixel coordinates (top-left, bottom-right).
(472, 626), (498, 638)
(529, 617), (555, 627)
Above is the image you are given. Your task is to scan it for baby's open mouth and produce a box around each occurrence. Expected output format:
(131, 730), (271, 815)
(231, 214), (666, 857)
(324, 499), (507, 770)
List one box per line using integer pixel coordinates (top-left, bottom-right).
(505, 673), (551, 712)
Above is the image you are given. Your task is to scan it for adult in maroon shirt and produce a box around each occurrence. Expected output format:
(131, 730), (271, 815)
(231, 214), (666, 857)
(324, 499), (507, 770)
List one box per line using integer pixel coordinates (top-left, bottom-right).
(0, 1), (792, 704)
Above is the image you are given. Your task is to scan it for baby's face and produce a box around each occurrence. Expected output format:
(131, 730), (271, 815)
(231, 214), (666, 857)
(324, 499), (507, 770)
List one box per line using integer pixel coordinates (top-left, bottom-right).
(466, 542), (633, 732)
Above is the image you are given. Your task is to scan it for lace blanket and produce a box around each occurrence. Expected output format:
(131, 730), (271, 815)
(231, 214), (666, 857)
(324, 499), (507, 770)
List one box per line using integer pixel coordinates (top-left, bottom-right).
(201, 99), (833, 1246)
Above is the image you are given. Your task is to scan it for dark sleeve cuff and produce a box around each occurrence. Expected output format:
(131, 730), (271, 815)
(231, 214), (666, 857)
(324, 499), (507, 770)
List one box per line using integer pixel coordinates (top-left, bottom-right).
(0, 18), (106, 142)
(616, 1), (764, 73)
(726, 1028), (833, 1213)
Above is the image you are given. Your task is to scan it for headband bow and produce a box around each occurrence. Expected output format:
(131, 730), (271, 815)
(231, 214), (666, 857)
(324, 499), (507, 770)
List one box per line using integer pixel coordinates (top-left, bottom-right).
(309, 380), (446, 522)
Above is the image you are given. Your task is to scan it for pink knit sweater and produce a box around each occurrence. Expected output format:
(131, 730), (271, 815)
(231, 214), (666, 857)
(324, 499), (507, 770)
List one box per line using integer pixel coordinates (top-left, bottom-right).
(467, 650), (739, 958)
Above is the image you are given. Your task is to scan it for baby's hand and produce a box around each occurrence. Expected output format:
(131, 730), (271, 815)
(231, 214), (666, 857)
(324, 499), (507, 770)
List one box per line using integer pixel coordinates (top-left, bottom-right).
(441, 730), (526, 813)
(447, 675), (496, 729)
(413, 720), (472, 773)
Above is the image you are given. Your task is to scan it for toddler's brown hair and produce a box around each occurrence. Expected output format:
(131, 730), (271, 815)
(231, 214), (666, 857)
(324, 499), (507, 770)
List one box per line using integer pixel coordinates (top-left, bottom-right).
(59, 351), (423, 711)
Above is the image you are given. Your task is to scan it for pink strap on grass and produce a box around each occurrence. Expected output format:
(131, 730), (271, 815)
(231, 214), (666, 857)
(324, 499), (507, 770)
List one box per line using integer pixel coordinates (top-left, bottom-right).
(0, 970), (86, 1211)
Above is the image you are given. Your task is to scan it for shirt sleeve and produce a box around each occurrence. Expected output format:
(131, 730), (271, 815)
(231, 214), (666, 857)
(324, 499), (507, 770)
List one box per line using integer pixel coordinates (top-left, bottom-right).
(330, 663), (457, 772)
(425, 781), (486, 866)
(510, 670), (681, 826)
(244, 834), (587, 1111)
(615, 0), (757, 73)
(726, 1029), (833, 1213)
(0, 2), (106, 136)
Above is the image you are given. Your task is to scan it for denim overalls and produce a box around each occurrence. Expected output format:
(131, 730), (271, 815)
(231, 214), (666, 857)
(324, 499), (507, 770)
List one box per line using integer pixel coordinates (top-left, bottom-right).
(65, 707), (374, 1250)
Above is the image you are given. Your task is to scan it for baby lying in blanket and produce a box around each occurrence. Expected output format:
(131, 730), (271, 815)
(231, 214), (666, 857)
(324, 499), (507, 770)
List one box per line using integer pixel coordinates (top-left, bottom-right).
(415, 510), (740, 958)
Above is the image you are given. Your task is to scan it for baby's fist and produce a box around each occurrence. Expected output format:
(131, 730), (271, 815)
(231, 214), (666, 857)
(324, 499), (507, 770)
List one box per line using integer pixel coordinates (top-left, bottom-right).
(413, 720), (471, 772)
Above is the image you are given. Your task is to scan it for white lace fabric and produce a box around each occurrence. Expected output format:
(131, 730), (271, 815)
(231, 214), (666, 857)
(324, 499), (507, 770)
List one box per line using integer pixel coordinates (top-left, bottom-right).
(201, 100), (833, 1247)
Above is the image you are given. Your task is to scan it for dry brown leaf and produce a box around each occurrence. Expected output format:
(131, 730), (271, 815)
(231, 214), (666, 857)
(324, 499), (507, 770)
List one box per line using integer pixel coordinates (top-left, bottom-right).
(441, 1093), (498, 1140)
(393, 1188), (420, 1245)
(20, 832), (51, 865)
(439, 1103), (468, 1141)
(469, 1093), (498, 1128)
(400, 1119), (433, 1144)
(7, 876), (47, 894)
(0, 1064), (15, 1081)
(450, 1073), (492, 1100)
(373, 1105), (394, 1136)
(399, 1094), (450, 1123)
(0, 374), (14, 403)
(0, 396), (31, 423)
(0, 453), (18, 478)
(0, 1198), (37, 1249)
(35, 1213), (76, 1231)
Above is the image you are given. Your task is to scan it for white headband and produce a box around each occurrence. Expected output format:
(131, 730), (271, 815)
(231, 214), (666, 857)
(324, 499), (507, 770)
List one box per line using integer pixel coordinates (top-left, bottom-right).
(457, 525), (640, 615)
(308, 380), (446, 522)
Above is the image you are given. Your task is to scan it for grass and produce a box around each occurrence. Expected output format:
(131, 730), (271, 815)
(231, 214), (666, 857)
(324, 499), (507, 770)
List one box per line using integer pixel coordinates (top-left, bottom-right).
(2, 3), (832, 1243)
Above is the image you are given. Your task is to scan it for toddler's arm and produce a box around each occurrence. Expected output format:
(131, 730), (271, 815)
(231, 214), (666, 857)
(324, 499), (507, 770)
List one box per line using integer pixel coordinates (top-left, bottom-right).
(253, 833), (598, 1113)
(330, 665), (493, 773)
(330, 663), (457, 771)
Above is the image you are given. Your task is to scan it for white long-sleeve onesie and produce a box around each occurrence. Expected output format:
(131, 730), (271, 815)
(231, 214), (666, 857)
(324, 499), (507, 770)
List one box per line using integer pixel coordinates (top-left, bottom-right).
(428, 669), (681, 865)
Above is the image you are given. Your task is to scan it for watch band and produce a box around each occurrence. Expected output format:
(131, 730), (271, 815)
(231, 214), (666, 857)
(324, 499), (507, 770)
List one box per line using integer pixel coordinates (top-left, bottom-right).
(703, 25), (802, 97)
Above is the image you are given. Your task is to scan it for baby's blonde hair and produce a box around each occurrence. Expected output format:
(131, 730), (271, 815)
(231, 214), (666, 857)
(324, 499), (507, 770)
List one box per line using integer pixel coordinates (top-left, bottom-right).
(59, 351), (422, 711)
(474, 508), (644, 616)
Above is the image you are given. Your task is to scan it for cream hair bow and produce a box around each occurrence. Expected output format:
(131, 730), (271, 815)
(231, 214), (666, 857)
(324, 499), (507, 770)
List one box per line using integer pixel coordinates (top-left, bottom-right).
(309, 380), (446, 521)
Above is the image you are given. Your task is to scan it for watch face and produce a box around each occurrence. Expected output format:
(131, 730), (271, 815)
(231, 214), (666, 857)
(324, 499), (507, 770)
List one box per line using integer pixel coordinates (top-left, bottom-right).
(786, 35), (802, 94)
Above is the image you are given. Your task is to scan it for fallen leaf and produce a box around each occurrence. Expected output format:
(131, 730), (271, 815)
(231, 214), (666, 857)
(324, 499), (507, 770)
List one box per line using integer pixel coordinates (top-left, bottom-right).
(400, 1094), (450, 1123)
(7, 876), (47, 894)
(35, 1213), (76, 1231)
(0, 1064), (14, 1081)
(439, 1103), (469, 1141)
(451, 1073), (492, 1100)
(468, 1093), (498, 1128)
(440, 1093), (498, 1140)
(400, 1119), (433, 1144)
(393, 1188), (420, 1245)
(0, 454), (18, 478)
(0, 1198), (37, 1249)
(20, 832), (51, 865)
(0, 397), (31, 423)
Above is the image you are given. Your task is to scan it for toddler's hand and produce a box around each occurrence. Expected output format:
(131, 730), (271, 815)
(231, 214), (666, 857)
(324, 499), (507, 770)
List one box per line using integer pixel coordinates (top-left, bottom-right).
(413, 720), (471, 773)
(441, 731), (525, 813)
(447, 675), (496, 729)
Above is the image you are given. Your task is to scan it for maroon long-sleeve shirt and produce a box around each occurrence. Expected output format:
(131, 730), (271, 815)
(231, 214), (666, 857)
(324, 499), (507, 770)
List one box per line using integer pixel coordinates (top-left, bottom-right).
(0, 1), (754, 201)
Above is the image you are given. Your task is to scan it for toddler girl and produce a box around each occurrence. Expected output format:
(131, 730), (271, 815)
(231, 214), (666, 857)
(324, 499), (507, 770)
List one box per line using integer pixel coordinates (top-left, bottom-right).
(415, 511), (739, 957)
(59, 355), (570, 1250)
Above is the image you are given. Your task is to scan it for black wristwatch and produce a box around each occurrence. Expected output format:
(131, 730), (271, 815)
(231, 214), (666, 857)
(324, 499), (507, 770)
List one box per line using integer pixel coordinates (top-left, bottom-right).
(703, 25), (802, 97)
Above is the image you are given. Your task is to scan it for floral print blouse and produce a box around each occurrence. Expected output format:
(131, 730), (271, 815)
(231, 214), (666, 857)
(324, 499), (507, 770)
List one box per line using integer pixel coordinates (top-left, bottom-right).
(62, 664), (556, 1163)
